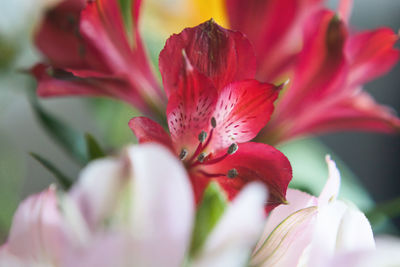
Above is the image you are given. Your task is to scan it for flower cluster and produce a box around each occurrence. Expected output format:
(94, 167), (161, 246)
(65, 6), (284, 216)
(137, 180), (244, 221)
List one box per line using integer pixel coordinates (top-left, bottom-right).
(1, 0), (399, 266)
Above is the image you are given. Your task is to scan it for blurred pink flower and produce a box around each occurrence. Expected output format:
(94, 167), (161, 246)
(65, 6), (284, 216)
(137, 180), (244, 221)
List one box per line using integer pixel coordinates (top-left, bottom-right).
(0, 144), (267, 267)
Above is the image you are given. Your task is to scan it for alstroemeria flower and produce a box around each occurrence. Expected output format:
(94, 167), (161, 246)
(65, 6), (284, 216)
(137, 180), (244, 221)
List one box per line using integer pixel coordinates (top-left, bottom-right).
(259, 9), (400, 144)
(222, 0), (400, 144)
(0, 144), (268, 267)
(129, 20), (292, 210)
(33, 0), (166, 119)
(250, 156), (376, 267)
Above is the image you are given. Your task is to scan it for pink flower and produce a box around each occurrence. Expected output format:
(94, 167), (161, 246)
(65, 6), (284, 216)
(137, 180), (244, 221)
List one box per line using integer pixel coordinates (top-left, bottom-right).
(129, 20), (292, 210)
(0, 144), (268, 267)
(225, 0), (400, 144)
(32, 0), (166, 118)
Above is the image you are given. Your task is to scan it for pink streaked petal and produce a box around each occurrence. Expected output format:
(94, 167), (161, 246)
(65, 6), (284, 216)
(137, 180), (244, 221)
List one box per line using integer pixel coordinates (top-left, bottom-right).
(166, 56), (218, 153)
(159, 20), (256, 97)
(210, 80), (281, 150)
(197, 142), (292, 211)
(346, 28), (399, 87)
(251, 206), (318, 267)
(256, 189), (318, 252)
(129, 117), (174, 151)
(276, 11), (348, 120)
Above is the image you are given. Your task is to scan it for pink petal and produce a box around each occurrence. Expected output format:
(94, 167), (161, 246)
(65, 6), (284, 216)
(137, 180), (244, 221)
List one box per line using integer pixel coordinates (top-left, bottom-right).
(210, 80), (280, 150)
(196, 142), (292, 211)
(226, 0), (323, 81)
(346, 28), (399, 87)
(32, 64), (155, 115)
(166, 56), (218, 154)
(6, 187), (70, 264)
(251, 206), (318, 266)
(159, 20), (256, 97)
(276, 11), (348, 121)
(129, 117), (174, 151)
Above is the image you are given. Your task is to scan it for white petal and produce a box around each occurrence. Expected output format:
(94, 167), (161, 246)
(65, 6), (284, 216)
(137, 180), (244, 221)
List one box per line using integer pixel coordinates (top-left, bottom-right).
(192, 183), (267, 267)
(127, 144), (194, 267)
(318, 155), (341, 205)
(335, 205), (375, 252)
(70, 157), (126, 229)
(252, 206), (318, 267)
(256, 189), (317, 251)
(4, 187), (70, 265)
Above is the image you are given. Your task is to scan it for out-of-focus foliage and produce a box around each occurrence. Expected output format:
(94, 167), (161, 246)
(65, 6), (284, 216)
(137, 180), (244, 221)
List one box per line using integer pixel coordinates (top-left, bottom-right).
(0, 133), (25, 240)
(279, 138), (374, 211)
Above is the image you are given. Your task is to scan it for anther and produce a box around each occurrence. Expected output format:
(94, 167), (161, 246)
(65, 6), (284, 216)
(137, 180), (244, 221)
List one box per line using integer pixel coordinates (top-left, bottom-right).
(227, 143), (238, 155)
(197, 152), (207, 163)
(211, 117), (217, 128)
(198, 131), (207, 143)
(179, 149), (188, 160)
(227, 168), (238, 178)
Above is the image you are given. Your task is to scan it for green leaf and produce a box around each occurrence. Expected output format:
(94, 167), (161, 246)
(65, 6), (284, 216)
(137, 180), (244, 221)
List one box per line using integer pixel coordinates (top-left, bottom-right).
(278, 138), (374, 211)
(190, 182), (228, 256)
(366, 197), (400, 230)
(0, 132), (24, 240)
(30, 152), (73, 190)
(91, 98), (139, 148)
(85, 133), (105, 161)
(29, 92), (87, 164)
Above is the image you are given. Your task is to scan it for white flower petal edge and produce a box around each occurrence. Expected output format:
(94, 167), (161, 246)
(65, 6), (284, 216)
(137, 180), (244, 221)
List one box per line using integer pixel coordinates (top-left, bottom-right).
(251, 155), (376, 267)
(192, 183), (268, 267)
(67, 143), (195, 267)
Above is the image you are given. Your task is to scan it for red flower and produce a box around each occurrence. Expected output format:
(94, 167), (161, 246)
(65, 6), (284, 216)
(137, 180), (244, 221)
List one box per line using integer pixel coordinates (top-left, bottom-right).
(32, 0), (166, 119)
(225, 0), (400, 144)
(129, 21), (292, 210)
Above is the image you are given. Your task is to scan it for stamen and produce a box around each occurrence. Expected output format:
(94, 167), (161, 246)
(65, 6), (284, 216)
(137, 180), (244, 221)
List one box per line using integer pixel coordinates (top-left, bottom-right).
(198, 131), (207, 143)
(201, 143), (239, 166)
(196, 170), (225, 178)
(227, 143), (238, 155)
(211, 117), (217, 128)
(227, 168), (238, 178)
(179, 149), (188, 160)
(197, 152), (207, 163)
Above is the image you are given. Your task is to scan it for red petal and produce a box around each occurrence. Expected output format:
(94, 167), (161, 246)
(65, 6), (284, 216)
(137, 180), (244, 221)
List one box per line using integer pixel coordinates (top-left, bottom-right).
(346, 28), (399, 87)
(194, 142), (292, 211)
(166, 56), (218, 154)
(210, 80), (280, 150)
(275, 11), (348, 121)
(32, 64), (153, 115)
(128, 117), (174, 151)
(226, 0), (323, 81)
(34, 0), (107, 71)
(80, 0), (134, 72)
(284, 91), (400, 138)
(159, 19), (256, 97)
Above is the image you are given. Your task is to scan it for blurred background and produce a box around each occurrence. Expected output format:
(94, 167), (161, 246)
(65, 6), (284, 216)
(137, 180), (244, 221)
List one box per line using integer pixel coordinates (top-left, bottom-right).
(0, 0), (399, 240)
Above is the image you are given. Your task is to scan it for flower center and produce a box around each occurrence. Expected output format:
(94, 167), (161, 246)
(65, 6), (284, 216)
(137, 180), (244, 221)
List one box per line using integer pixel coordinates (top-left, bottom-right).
(178, 117), (239, 179)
